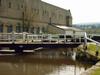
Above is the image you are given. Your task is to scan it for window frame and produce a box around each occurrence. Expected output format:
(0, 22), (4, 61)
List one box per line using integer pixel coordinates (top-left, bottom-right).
(7, 24), (13, 33)
(0, 23), (3, 32)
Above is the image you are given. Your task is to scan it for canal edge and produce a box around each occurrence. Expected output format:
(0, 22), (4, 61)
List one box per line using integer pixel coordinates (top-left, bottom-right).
(80, 61), (100, 75)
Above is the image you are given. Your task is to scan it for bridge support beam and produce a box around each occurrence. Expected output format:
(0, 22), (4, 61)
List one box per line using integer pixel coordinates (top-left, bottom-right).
(15, 49), (23, 54)
(14, 45), (24, 54)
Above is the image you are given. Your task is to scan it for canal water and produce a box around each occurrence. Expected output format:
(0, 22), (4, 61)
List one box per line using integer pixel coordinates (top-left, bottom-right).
(0, 53), (92, 75)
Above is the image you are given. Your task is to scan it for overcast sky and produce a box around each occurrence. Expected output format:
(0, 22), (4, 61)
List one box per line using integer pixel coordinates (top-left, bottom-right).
(42, 0), (100, 24)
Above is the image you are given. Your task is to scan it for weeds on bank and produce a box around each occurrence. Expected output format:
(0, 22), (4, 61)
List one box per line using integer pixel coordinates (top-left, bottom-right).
(91, 68), (100, 75)
(87, 43), (100, 59)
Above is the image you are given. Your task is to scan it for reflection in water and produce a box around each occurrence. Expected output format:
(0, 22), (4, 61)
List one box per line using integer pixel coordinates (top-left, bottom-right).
(0, 54), (91, 75)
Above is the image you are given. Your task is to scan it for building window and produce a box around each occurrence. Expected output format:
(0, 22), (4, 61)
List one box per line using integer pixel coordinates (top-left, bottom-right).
(42, 27), (45, 33)
(31, 27), (34, 33)
(0, 23), (3, 32)
(7, 25), (13, 33)
(42, 11), (44, 16)
(21, 4), (23, 8)
(16, 23), (21, 33)
(37, 27), (40, 34)
(8, 2), (11, 8)
(33, 8), (39, 15)
(0, 0), (2, 6)
(42, 10), (49, 17)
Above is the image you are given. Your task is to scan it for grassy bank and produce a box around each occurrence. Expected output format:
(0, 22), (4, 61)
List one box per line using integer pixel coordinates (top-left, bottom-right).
(87, 43), (100, 59)
(79, 43), (100, 59)
(88, 43), (100, 75)
(91, 68), (100, 75)
(80, 43), (100, 75)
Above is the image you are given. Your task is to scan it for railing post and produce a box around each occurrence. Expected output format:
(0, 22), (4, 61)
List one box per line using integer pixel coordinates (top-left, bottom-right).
(83, 32), (88, 51)
(73, 31), (76, 43)
(12, 31), (15, 44)
(64, 34), (66, 44)
(57, 34), (59, 44)
(84, 32), (87, 45)
(49, 34), (51, 44)
(96, 43), (99, 57)
(23, 32), (26, 42)
(79, 37), (81, 43)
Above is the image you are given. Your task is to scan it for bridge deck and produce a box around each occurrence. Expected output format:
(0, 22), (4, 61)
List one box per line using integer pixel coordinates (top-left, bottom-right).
(0, 32), (85, 53)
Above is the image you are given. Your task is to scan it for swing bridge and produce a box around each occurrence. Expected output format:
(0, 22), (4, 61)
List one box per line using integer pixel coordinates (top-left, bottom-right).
(0, 32), (99, 54)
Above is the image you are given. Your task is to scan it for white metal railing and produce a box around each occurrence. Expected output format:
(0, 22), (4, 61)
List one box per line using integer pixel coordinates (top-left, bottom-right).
(0, 32), (86, 44)
(0, 32), (24, 43)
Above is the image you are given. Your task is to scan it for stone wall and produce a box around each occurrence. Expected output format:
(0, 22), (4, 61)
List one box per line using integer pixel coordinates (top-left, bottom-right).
(0, 0), (72, 33)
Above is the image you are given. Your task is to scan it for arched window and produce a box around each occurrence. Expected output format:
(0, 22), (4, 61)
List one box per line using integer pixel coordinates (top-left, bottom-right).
(16, 23), (21, 33)
(37, 27), (40, 34)
(0, 23), (3, 32)
(0, 0), (2, 6)
(8, 2), (11, 8)
(31, 27), (34, 34)
(42, 27), (45, 33)
(7, 24), (13, 33)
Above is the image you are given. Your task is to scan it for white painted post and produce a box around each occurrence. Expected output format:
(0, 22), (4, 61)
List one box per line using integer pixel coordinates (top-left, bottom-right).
(40, 28), (42, 34)
(73, 31), (76, 43)
(49, 34), (51, 44)
(57, 34), (59, 44)
(84, 32), (87, 45)
(64, 34), (66, 44)
(23, 32), (26, 42)
(12, 31), (15, 43)
(79, 37), (81, 43)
